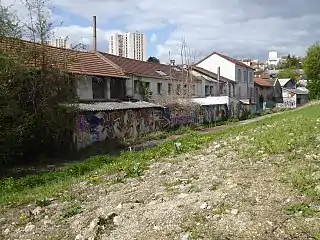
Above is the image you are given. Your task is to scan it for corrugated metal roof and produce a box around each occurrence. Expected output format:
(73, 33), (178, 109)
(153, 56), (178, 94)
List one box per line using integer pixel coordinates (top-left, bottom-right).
(192, 96), (229, 105)
(69, 101), (164, 111)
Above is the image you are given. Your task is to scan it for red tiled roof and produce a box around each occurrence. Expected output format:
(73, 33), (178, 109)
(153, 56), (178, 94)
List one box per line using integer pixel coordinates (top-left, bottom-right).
(100, 52), (185, 80)
(0, 37), (127, 78)
(254, 78), (272, 87)
(196, 51), (255, 70)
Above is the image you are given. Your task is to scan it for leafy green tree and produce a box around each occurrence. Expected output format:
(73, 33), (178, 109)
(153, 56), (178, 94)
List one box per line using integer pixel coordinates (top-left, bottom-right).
(277, 68), (297, 81)
(147, 56), (160, 63)
(277, 54), (302, 69)
(304, 43), (320, 99)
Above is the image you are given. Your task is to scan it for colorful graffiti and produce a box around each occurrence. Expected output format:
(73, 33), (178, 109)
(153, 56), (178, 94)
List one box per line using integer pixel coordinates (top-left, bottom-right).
(276, 97), (296, 108)
(228, 101), (244, 119)
(74, 102), (249, 150)
(162, 104), (228, 129)
(74, 108), (162, 150)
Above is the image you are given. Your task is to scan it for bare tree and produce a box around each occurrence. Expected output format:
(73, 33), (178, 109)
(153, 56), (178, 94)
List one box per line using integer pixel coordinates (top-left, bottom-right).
(0, 1), (21, 37)
(153, 38), (202, 116)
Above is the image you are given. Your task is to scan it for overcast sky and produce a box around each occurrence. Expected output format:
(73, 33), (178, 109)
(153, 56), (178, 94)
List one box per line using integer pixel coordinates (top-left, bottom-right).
(3, 0), (320, 63)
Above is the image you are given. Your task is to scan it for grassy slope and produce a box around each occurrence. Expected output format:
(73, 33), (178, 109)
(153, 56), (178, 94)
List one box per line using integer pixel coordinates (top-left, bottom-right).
(0, 103), (319, 207)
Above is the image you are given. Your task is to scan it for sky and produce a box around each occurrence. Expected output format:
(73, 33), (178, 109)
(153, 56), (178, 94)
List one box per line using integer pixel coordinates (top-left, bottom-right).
(3, 0), (320, 63)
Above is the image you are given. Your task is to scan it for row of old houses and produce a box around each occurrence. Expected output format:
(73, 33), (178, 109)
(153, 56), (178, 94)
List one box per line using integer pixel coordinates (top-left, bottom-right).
(1, 37), (308, 150)
(254, 74), (309, 110)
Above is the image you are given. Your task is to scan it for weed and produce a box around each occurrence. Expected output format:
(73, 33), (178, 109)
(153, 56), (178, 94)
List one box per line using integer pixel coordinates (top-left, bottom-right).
(212, 203), (229, 215)
(62, 203), (83, 218)
(290, 169), (319, 200)
(285, 203), (318, 217)
(124, 162), (144, 177)
(35, 198), (51, 207)
(188, 184), (202, 193)
(209, 182), (220, 191)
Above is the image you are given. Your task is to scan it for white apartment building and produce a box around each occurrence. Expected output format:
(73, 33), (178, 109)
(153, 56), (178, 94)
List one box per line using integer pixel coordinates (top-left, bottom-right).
(45, 37), (69, 49)
(108, 32), (146, 61)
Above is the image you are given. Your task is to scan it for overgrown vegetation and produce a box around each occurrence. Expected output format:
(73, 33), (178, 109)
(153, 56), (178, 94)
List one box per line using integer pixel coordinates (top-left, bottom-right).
(0, 0), (78, 166)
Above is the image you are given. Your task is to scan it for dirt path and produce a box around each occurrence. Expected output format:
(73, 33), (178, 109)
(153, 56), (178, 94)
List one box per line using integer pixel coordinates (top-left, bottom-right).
(1, 125), (318, 239)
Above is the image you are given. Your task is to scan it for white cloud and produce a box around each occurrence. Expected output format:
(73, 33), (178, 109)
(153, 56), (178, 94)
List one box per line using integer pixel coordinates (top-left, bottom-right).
(3, 0), (320, 62)
(150, 33), (157, 43)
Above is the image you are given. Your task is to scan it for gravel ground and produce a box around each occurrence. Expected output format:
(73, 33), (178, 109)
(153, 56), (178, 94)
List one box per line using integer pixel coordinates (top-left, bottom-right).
(2, 104), (320, 240)
(1, 128), (319, 240)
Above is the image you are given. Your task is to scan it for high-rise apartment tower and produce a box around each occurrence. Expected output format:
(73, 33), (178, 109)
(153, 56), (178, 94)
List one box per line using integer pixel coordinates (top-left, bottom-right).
(109, 32), (146, 61)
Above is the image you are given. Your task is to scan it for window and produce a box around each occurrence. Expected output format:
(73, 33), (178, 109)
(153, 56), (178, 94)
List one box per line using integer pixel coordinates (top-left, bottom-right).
(144, 81), (150, 89)
(244, 70), (248, 82)
(249, 72), (253, 83)
(233, 84), (236, 97)
(192, 85), (196, 95)
(205, 85), (210, 96)
(237, 69), (242, 82)
(210, 86), (214, 96)
(134, 80), (140, 94)
(228, 84), (231, 97)
(168, 83), (172, 94)
(176, 84), (181, 95)
(157, 82), (162, 95)
(92, 77), (105, 99)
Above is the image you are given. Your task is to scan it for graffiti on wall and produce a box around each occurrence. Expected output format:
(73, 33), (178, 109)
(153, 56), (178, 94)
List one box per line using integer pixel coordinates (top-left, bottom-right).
(74, 103), (244, 150)
(74, 108), (162, 150)
(276, 97), (296, 108)
(162, 104), (228, 128)
(228, 100), (244, 119)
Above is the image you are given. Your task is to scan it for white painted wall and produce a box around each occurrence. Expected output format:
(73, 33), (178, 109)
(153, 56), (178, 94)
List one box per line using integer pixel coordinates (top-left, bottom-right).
(235, 66), (254, 100)
(197, 53), (254, 101)
(197, 54), (236, 82)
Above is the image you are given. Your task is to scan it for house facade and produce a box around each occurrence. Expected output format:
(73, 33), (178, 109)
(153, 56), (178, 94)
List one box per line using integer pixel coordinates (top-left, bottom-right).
(254, 78), (276, 110)
(195, 52), (254, 102)
(100, 52), (199, 103)
(191, 66), (234, 97)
